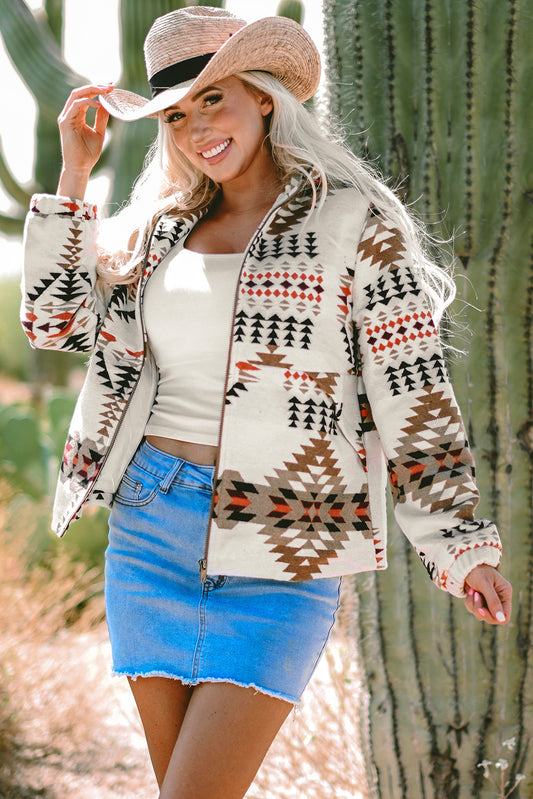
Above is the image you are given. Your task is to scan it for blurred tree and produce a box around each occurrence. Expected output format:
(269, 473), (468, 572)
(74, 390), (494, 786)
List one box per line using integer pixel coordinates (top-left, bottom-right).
(324, 1), (533, 797)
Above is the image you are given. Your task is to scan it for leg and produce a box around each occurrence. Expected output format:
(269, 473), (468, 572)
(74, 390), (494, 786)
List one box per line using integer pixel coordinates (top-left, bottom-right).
(128, 676), (194, 787)
(159, 681), (293, 799)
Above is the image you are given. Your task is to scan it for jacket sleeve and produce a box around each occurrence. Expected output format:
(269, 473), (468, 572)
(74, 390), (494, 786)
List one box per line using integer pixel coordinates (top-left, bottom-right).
(20, 194), (110, 353)
(352, 207), (502, 598)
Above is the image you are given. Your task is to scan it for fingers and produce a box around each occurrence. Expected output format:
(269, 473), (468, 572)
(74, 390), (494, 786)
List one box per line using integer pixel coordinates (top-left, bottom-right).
(94, 103), (110, 137)
(463, 566), (512, 626)
(465, 586), (500, 624)
(60, 96), (100, 124)
(58, 84), (115, 122)
(57, 84), (114, 176)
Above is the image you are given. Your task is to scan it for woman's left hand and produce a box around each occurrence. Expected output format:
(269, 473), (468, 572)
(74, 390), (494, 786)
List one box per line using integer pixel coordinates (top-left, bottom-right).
(463, 564), (512, 625)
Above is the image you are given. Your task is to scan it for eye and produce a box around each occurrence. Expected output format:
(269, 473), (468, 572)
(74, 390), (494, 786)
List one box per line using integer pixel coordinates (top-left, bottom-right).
(164, 110), (185, 124)
(203, 93), (222, 107)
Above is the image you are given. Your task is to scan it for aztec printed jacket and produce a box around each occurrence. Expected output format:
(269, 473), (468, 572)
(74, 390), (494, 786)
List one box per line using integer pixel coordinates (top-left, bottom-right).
(21, 181), (502, 595)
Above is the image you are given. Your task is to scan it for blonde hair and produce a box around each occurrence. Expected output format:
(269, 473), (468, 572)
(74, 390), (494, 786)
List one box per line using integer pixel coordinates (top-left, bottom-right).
(97, 71), (455, 322)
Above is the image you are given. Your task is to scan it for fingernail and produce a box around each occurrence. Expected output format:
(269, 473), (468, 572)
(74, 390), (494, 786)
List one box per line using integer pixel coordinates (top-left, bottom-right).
(496, 611), (506, 623)
(468, 588), (474, 596)
(479, 608), (485, 616)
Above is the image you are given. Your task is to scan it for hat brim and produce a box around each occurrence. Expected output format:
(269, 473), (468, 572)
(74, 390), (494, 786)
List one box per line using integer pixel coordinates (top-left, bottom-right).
(99, 15), (320, 122)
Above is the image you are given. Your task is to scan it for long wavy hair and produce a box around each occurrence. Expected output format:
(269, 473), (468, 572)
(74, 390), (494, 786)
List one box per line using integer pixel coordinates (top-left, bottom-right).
(96, 70), (456, 322)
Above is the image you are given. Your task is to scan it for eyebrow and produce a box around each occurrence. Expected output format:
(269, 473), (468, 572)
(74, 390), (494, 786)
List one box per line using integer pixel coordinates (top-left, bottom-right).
(165, 86), (222, 114)
(191, 85), (222, 102)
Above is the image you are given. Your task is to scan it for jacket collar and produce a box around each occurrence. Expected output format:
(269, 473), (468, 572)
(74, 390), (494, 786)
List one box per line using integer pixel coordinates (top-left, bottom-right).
(140, 174), (308, 285)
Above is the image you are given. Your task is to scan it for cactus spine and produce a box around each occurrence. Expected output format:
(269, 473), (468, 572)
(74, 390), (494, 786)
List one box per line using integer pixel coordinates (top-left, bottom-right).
(323, 0), (533, 797)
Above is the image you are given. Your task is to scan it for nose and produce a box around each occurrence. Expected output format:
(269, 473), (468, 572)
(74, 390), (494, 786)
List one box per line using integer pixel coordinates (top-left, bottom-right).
(187, 110), (210, 143)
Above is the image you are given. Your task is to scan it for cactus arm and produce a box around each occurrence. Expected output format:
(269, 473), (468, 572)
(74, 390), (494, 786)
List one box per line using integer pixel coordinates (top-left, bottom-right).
(0, 214), (24, 235)
(0, 137), (34, 208)
(276, 0), (304, 23)
(0, 0), (86, 119)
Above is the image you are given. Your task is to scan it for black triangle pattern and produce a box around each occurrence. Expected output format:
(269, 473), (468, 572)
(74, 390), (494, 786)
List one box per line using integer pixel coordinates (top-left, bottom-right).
(385, 353), (449, 396)
(49, 268), (90, 303)
(94, 350), (114, 390)
(233, 310), (314, 350)
(361, 268), (420, 311)
(108, 284), (136, 322)
(247, 230), (319, 262)
(287, 396), (339, 435)
(224, 380), (249, 406)
(58, 331), (94, 353)
(26, 272), (63, 302)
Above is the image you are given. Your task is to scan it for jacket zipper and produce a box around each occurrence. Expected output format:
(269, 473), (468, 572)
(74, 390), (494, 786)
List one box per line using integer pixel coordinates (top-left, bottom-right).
(199, 183), (303, 581)
(61, 222), (162, 534)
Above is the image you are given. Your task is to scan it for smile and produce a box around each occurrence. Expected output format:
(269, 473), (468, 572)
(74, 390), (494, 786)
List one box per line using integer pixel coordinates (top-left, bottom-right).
(200, 138), (231, 159)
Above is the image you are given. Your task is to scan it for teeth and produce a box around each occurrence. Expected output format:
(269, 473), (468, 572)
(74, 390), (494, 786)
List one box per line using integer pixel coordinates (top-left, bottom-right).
(201, 139), (231, 159)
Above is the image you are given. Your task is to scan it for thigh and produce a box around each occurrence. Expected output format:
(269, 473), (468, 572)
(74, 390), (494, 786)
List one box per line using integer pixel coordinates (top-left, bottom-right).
(159, 681), (293, 799)
(128, 676), (194, 788)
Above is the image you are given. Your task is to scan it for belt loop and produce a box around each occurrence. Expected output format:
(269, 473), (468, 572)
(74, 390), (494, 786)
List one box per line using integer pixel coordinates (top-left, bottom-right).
(159, 458), (184, 493)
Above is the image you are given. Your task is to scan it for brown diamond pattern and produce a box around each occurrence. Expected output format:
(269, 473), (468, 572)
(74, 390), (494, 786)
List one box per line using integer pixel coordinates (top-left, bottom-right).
(388, 385), (478, 515)
(216, 434), (373, 580)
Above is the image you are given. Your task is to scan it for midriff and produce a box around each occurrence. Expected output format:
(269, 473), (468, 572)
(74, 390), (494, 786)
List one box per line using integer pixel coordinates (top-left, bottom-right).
(146, 435), (218, 467)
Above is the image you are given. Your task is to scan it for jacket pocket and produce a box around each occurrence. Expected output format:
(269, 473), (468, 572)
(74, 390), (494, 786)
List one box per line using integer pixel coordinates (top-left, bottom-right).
(281, 367), (342, 437)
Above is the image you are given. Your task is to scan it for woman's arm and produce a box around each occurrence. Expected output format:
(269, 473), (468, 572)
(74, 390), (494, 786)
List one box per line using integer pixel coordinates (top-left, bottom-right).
(20, 86), (114, 354)
(56, 84), (112, 198)
(352, 207), (506, 604)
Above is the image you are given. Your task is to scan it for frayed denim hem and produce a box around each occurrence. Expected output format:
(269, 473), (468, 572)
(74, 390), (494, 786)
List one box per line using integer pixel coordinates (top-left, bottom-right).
(111, 669), (300, 707)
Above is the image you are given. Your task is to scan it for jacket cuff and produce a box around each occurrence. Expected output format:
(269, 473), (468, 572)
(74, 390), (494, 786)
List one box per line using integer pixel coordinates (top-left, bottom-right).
(29, 193), (98, 221)
(445, 543), (502, 598)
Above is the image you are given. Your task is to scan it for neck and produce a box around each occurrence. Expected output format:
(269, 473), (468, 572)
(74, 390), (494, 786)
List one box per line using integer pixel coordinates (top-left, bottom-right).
(216, 163), (284, 216)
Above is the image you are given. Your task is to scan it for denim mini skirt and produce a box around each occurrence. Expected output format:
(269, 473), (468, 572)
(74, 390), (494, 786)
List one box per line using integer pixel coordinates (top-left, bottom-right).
(105, 439), (342, 705)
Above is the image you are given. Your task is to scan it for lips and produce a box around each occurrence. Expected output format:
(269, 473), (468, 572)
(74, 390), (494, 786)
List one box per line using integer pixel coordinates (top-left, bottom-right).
(200, 138), (231, 159)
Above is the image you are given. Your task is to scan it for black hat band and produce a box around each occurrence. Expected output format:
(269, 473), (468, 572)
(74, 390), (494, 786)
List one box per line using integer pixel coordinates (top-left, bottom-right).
(149, 53), (216, 97)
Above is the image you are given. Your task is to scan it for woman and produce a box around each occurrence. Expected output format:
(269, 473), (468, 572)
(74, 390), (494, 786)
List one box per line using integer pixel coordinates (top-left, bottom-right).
(21, 7), (512, 798)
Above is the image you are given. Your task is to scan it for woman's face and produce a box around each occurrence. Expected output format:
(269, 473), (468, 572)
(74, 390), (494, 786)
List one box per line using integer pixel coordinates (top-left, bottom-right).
(162, 76), (274, 187)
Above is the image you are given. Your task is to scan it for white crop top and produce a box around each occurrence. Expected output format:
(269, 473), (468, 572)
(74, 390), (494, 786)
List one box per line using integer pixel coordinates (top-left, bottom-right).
(143, 247), (243, 446)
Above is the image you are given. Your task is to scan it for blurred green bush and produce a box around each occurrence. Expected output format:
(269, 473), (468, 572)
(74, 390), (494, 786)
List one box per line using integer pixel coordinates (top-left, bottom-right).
(0, 279), (34, 382)
(0, 278), (86, 385)
(0, 387), (109, 571)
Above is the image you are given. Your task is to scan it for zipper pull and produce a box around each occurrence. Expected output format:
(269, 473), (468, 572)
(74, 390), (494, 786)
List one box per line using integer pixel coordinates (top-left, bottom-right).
(199, 558), (208, 582)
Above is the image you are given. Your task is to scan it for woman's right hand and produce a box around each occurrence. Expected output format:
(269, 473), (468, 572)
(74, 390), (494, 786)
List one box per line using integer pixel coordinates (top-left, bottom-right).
(56, 84), (114, 198)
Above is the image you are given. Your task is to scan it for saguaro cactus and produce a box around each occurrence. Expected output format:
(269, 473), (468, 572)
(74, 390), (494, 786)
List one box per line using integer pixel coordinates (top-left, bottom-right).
(323, 1), (533, 797)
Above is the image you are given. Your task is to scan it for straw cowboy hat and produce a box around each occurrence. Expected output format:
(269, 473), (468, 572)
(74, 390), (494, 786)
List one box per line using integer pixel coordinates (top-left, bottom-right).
(100, 7), (321, 122)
